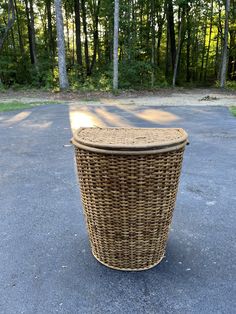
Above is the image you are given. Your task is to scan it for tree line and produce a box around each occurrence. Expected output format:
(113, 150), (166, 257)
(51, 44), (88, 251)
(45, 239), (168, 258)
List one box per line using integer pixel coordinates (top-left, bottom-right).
(0, 0), (235, 90)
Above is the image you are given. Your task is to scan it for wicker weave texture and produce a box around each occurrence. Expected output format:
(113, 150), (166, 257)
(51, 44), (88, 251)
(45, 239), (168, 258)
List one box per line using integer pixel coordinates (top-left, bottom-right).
(75, 146), (185, 271)
(76, 127), (187, 149)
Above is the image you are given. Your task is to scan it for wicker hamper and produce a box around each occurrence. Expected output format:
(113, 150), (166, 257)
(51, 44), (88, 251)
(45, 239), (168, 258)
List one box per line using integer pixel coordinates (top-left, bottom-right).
(72, 128), (188, 271)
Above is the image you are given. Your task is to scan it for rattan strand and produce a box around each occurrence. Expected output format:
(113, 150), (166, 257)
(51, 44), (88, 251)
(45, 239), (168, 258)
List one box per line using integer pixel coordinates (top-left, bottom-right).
(74, 145), (186, 271)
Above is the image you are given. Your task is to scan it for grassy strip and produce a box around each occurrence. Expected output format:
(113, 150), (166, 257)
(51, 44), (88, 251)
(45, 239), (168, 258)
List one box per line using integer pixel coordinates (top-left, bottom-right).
(229, 106), (236, 117)
(0, 101), (59, 112)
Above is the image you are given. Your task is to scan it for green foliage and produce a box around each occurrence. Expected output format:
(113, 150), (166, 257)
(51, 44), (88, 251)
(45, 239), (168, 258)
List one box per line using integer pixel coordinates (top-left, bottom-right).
(0, 101), (37, 112)
(0, 101), (59, 112)
(0, 0), (235, 90)
(215, 80), (236, 90)
(225, 81), (236, 90)
(69, 65), (112, 91)
(229, 106), (236, 117)
(119, 61), (168, 89)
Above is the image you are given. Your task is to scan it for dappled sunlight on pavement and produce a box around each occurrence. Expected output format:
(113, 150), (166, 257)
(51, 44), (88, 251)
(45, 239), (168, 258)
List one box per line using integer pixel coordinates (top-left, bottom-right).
(94, 108), (131, 127)
(69, 106), (105, 131)
(2, 111), (32, 126)
(123, 108), (181, 124)
(69, 104), (181, 132)
(1, 110), (53, 129)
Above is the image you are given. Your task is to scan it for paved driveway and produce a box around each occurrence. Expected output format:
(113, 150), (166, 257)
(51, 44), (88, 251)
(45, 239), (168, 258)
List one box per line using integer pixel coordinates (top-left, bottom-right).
(0, 105), (235, 314)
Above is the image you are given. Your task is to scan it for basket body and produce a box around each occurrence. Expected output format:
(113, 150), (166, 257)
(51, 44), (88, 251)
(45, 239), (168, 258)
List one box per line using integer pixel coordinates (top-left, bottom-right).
(74, 142), (186, 271)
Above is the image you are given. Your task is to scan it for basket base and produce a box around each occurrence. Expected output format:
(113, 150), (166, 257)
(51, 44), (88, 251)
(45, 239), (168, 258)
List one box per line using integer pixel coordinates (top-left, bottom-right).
(92, 251), (165, 271)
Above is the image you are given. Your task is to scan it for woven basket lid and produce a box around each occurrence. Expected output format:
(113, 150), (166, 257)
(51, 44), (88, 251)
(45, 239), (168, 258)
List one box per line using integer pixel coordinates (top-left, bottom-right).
(72, 128), (188, 153)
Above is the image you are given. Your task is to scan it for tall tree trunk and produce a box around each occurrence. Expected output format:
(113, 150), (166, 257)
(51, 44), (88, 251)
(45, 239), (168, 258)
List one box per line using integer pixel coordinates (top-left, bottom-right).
(228, 30), (236, 79)
(220, 0), (230, 87)
(204, 0), (214, 81)
(139, 2), (143, 48)
(127, 0), (131, 60)
(145, 4), (151, 59)
(54, 0), (69, 89)
(72, 17), (75, 65)
(131, 0), (137, 55)
(216, 2), (223, 80)
(228, 0), (236, 79)
(65, 4), (70, 52)
(151, 0), (156, 87)
(90, 0), (101, 74)
(10, 27), (17, 59)
(191, 29), (198, 81)
(165, 25), (170, 78)
(104, 18), (110, 62)
(46, 0), (55, 71)
(113, 0), (119, 90)
(215, 26), (220, 78)
(39, 6), (48, 49)
(46, 0), (55, 78)
(165, 0), (170, 79)
(14, 0), (25, 58)
(166, 0), (176, 72)
(29, 0), (37, 65)
(173, 8), (184, 87)
(157, 21), (163, 67)
(0, 0), (15, 52)
(200, 22), (207, 81)
(24, 0), (37, 67)
(186, 4), (191, 82)
(81, 0), (90, 75)
(25, 0), (32, 60)
(74, 0), (82, 67)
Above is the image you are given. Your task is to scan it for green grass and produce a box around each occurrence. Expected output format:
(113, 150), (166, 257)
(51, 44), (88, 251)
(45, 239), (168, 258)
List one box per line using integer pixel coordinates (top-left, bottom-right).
(229, 106), (236, 117)
(0, 101), (59, 112)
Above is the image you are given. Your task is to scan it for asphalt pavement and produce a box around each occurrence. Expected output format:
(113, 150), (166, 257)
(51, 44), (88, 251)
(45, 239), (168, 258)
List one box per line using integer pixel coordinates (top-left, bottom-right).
(0, 104), (235, 314)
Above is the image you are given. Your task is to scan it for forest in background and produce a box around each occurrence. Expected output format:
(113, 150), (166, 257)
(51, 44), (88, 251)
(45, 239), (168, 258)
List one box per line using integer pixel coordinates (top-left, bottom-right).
(0, 0), (235, 91)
